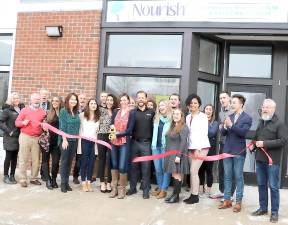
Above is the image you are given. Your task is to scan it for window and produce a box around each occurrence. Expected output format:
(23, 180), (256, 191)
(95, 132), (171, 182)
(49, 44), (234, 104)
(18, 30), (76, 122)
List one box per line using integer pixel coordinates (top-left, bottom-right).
(228, 46), (272, 78)
(107, 34), (183, 68)
(0, 35), (13, 66)
(199, 39), (219, 75)
(197, 81), (217, 110)
(0, 34), (13, 137)
(105, 75), (180, 100)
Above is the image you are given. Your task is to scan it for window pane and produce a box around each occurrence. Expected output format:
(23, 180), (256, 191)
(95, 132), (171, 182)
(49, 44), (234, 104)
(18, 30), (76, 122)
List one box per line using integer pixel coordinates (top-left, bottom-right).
(231, 91), (266, 173)
(199, 39), (219, 75)
(0, 72), (9, 108)
(197, 81), (217, 110)
(107, 35), (182, 68)
(0, 72), (9, 137)
(0, 36), (13, 66)
(105, 75), (180, 100)
(229, 46), (272, 78)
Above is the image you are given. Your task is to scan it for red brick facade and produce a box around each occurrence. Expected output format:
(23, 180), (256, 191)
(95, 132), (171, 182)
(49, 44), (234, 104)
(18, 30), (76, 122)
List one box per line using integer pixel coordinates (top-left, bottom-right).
(12, 10), (101, 103)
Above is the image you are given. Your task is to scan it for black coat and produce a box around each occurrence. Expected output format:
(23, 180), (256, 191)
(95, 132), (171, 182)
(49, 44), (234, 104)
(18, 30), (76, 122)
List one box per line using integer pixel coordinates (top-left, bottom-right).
(253, 114), (288, 165)
(0, 103), (25, 151)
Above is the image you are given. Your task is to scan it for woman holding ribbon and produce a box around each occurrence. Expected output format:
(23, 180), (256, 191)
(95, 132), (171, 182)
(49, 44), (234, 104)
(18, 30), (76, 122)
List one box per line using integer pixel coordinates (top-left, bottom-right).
(59, 93), (80, 193)
(184, 94), (210, 204)
(78, 98), (100, 192)
(98, 94), (118, 193)
(164, 108), (189, 203)
(42, 96), (63, 190)
(151, 100), (172, 199)
(109, 93), (135, 199)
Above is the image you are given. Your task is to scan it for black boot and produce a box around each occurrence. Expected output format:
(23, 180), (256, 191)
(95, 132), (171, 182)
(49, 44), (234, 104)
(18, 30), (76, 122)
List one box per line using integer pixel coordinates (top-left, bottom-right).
(3, 175), (12, 184)
(61, 183), (67, 193)
(46, 179), (53, 190)
(66, 183), (72, 191)
(185, 194), (199, 204)
(9, 175), (17, 184)
(183, 194), (193, 203)
(52, 178), (58, 188)
(166, 179), (181, 203)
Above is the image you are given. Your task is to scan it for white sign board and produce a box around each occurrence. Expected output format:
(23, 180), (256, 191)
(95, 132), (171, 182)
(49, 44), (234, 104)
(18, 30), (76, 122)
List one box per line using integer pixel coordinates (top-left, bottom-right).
(107, 0), (288, 23)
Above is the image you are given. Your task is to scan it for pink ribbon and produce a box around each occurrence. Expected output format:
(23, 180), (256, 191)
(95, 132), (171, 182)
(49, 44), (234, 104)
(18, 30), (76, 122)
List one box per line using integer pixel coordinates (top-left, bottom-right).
(132, 141), (273, 165)
(41, 122), (112, 150)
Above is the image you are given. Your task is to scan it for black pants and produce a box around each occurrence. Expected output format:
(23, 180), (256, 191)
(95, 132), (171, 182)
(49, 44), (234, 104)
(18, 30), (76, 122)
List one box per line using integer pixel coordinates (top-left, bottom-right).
(97, 133), (111, 183)
(60, 140), (77, 184)
(129, 139), (151, 193)
(4, 150), (18, 176)
(199, 161), (214, 188)
(73, 153), (81, 178)
(41, 143), (61, 180)
(219, 143), (236, 194)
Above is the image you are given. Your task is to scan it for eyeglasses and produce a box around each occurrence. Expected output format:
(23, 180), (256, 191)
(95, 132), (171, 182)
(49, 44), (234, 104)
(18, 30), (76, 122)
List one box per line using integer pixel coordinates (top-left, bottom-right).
(52, 100), (59, 102)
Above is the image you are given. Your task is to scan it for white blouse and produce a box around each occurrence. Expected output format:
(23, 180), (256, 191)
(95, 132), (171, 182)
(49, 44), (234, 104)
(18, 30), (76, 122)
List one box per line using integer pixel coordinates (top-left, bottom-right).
(77, 113), (99, 155)
(186, 112), (210, 150)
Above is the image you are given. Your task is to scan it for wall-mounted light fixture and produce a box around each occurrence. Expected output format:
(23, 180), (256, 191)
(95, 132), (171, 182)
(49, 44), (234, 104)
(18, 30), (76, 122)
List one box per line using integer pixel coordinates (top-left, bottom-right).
(45, 26), (63, 37)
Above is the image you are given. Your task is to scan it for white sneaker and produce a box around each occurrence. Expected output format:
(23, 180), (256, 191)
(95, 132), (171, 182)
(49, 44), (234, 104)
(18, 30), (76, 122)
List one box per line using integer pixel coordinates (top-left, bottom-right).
(210, 192), (224, 199)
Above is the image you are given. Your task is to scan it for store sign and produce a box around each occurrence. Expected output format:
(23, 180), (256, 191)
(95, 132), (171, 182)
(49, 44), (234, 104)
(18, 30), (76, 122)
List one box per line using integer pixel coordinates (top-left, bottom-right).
(107, 0), (288, 23)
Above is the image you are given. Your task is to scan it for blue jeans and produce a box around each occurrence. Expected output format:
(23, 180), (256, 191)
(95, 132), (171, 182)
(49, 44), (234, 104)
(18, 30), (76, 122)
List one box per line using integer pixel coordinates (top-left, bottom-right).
(223, 155), (245, 202)
(60, 140), (77, 184)
(110, 143), (129, 173)
(256, 161), (280, 215)
(80, 139), (96, 182)
(152, 147), (171, 191)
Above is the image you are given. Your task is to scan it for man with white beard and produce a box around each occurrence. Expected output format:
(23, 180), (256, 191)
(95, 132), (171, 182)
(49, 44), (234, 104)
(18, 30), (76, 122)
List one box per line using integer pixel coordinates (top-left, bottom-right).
(250, 99), (288, 223)
(15, 93), (46, 187)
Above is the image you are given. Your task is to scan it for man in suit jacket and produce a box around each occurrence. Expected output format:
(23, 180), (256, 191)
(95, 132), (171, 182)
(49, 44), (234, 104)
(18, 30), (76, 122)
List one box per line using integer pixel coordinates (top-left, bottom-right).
(218, 94), (252, 213)
(40, 88), (51, 112)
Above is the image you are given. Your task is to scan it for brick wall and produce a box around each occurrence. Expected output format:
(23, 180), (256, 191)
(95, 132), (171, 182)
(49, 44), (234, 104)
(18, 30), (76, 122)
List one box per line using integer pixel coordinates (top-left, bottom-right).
(12, 10), (101, 103)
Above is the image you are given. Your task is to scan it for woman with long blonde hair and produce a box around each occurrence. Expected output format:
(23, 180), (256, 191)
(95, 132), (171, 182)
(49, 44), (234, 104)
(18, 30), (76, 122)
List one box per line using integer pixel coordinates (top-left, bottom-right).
(151, 100), (172, 199)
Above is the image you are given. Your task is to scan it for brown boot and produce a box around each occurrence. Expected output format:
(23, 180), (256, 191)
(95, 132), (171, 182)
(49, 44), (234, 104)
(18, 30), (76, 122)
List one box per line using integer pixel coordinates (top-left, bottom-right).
(109, 170), (119, 198)
(218, 200), (232, 209)
(152, 187), (161, 196)
(233, 202), (242, 213)
(118, 173), (127, 199)
(156, 190), (167, 199)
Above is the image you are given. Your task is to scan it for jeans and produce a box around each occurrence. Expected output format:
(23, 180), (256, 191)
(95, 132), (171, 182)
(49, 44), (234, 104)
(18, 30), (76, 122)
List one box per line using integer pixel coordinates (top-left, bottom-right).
(60, 140), (77, 184)
(80, 139), (96, 182)
(41, 143), (61, 180)
(110, 143), (129, 173)
(223, 155), (245, 202)
(256, 161), (280, 214)
(129, 140), (152, 193)
(97, 133), (112, 183)
(199, 161), (214, 188)
(219, 143), (236, 194)
(152, 147), (171, 191)
(73, 153), (81, 178)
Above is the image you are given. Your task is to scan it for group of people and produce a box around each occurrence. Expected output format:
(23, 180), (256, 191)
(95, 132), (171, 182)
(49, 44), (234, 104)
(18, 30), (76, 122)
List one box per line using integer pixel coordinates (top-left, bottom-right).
(0, 88), (287, 223)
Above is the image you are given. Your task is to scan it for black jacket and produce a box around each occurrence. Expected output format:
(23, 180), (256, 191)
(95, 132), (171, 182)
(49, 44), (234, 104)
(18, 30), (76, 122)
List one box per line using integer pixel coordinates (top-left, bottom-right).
(0, 103), (25, 151)
(252, 114), (288, 165)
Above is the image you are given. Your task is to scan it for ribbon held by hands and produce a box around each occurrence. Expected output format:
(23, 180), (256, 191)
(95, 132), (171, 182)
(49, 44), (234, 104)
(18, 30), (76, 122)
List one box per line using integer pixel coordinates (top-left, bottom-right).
(132, 141), (273, 165)
(41, 122), (112, 150)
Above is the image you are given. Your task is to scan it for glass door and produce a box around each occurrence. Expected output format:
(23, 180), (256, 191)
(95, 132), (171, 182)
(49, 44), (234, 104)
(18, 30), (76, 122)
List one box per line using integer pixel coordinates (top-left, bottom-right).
(227, 84), (272, 185)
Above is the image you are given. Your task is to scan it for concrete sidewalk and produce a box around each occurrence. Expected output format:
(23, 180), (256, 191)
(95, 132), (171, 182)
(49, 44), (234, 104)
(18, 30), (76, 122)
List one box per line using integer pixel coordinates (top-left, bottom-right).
(0, 177), (288, 225)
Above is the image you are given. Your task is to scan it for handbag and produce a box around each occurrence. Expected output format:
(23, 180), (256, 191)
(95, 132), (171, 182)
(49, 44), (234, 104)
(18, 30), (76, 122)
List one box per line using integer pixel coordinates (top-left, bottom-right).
(38, 131), (50, 152)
